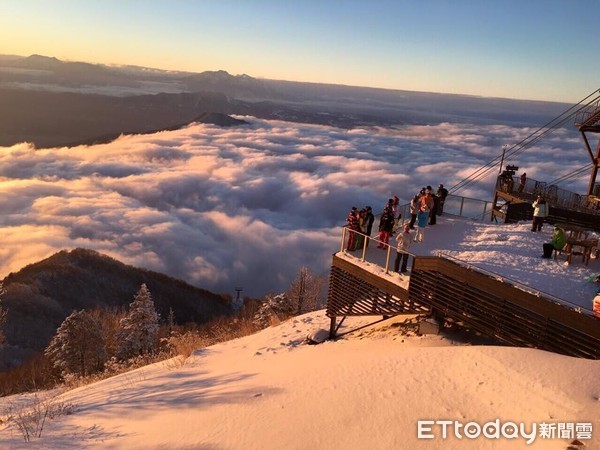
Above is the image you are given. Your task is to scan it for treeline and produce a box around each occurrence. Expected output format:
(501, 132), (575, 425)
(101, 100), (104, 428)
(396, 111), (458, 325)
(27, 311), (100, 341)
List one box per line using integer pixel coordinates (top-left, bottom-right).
(0, 248), (231, 370)
(0, 266), (325, 396)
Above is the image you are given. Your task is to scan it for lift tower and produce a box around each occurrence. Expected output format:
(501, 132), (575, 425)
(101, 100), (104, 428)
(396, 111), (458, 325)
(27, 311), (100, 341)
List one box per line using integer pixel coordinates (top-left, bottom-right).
(575, 95), (600, 196)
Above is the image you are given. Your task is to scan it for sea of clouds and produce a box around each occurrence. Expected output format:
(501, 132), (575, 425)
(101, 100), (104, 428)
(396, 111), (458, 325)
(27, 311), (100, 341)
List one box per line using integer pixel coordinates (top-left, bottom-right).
(0, 116), (588, 297)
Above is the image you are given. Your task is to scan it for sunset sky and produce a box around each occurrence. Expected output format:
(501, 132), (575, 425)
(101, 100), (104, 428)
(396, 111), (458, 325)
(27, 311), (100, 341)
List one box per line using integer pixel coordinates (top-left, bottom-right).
(1, 0), (598, 103)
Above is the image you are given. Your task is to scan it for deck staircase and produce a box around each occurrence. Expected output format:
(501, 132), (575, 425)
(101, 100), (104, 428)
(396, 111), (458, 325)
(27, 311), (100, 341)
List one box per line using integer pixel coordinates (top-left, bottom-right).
(575, 97), (600, 131)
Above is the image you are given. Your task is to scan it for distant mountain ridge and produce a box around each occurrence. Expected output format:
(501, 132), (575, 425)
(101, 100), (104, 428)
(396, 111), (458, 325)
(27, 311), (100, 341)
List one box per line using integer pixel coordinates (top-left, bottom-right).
(0, 54), (278, 101)
(1, 248), (230, 369)
(0, 53), (572, 148)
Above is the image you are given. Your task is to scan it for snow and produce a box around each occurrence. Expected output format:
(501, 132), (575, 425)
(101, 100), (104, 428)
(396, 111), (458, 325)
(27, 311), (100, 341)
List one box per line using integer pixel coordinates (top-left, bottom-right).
(0, 216), (599, 449)
(339, 215), (600, 312)
(1, 312), (598, 449)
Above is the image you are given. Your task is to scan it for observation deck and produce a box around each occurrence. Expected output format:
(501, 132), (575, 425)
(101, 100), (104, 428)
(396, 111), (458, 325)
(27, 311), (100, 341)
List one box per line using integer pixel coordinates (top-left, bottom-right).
(326, 199), (600, 359)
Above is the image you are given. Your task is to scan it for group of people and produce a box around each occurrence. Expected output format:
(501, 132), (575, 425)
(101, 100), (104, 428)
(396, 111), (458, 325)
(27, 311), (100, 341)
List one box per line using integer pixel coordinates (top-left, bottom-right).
(345, 183), (449, 274)
(345, 206), (375, 252)
(407, 184), (448, 242)
(345, 180), (575, 273)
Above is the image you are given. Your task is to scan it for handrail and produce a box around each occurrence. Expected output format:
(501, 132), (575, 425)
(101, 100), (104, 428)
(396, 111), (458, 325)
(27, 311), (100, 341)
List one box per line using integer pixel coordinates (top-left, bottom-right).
(363, 193), (493, 228)
(340, 226), (415, 275)
(436, 252), (594, 315)
(574, 96), (600, 128)
(498, 174), (600, 214)
(339, 226), (595, 316)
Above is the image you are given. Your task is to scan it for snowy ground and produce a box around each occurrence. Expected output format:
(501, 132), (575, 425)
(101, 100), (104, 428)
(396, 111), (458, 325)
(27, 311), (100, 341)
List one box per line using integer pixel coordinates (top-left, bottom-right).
(0, 311), (598, 450)
(0, 215), (598, 450)
(339, 215), (600, 312)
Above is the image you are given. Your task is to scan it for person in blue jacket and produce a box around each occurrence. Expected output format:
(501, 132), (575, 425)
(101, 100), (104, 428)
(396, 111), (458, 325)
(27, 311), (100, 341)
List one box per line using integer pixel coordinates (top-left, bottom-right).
(415, 206), (429, 243)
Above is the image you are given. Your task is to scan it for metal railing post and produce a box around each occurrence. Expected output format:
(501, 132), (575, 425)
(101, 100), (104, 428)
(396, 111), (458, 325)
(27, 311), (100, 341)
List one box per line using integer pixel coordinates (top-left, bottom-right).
(385, 244), (392, 274)
(340, 227), (346, 253)
(361, 235), (368, 261)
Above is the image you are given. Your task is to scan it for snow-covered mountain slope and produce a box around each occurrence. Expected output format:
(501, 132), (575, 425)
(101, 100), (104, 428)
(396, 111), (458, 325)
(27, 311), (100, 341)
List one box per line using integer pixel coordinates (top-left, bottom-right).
(1, 310), (598, 449)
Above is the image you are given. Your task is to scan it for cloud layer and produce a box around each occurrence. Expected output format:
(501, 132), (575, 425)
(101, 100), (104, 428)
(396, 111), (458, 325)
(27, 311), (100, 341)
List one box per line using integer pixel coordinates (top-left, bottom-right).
(0, 117), (589, 296)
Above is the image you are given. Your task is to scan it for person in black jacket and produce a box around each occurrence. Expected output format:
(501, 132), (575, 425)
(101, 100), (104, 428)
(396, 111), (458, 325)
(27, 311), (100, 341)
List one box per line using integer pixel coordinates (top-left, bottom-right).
(429, 195), (439, 225)
(437, 184), (449, 215)
(408, 195), (420, 229)
(364, 206), (375, 246)
(377, 205), (395, 249)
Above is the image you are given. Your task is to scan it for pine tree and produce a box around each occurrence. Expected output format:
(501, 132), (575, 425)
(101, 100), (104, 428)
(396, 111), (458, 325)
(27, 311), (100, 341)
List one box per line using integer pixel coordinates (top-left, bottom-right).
(45, 309), (106, 377)
(116, 284), (160, 360)
(252, 293), (295, 329)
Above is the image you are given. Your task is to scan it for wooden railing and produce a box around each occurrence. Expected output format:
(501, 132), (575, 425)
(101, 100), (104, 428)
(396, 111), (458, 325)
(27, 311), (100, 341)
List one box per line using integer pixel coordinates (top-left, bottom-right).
(408, 257), (600, 359)
(328, 228), (600, 359)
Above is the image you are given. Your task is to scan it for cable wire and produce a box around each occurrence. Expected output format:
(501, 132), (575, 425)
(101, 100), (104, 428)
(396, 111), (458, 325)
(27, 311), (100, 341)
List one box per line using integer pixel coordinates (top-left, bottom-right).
(448, 89), (600, 195)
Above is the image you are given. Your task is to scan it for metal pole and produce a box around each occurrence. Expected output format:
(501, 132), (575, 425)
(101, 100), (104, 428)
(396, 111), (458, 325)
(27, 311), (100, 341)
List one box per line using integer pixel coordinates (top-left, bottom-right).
(361, 234), (368, 262)
(385, 244), (392, 274)
(498, 144), (507, 175)
(340, 227), (346, 253)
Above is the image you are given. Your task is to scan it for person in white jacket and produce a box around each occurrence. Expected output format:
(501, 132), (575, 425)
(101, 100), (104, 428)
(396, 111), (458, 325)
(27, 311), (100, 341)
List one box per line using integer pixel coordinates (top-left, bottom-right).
(408, 195), (420, 229)
(531, 195), (549, 232)
(394, 224), (413, 273)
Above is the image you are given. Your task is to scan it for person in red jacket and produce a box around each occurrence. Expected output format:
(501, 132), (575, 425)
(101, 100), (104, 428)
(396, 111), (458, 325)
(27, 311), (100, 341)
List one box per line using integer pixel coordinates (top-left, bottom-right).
(346, 207), (360, 251)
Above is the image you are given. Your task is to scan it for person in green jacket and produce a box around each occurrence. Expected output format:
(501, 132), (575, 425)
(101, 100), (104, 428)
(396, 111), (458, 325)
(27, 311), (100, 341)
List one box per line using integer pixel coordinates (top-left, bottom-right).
(542, 226), (567, 258)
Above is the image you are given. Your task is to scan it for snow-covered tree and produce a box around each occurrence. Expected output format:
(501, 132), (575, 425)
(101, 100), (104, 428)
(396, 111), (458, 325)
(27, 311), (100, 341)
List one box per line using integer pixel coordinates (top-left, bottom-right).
(253, 293), (295, 329)
(45, 309), (106, 377)
(252, 268), (325, 329)
(287, 266), (325, 314)
(116, 284), (160, 360)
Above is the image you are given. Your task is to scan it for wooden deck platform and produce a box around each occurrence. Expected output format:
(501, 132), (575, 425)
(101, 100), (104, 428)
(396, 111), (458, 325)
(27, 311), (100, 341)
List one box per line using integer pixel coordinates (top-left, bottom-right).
(490, 177), (600, 231)
(327, 253), (600, 359)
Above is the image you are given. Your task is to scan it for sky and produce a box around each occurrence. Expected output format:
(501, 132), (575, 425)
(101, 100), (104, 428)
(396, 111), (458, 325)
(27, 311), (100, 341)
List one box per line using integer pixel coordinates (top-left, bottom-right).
(0, 116), (592, 298)
(1, 0), (599, 102)
(0, 306), (598, 448)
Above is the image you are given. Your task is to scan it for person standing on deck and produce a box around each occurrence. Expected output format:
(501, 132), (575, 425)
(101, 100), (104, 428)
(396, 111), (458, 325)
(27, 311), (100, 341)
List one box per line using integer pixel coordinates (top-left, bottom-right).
(415, 206), (429, 243)
(408, 195), (420, 229)
(364, 206), (375, 246)
(518, 172), (527, 193)
(391, 195), (401, 233)
(420, 187), (434, 211)
(531, 195), (548, 232)
(346, 207), (360, 251)
(394, 224), (413, 273)
(377, 204), (395, 248)
(429, 194), (439, 225)
(355, 208), (367, 250)
(437, 184), (448, 215)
